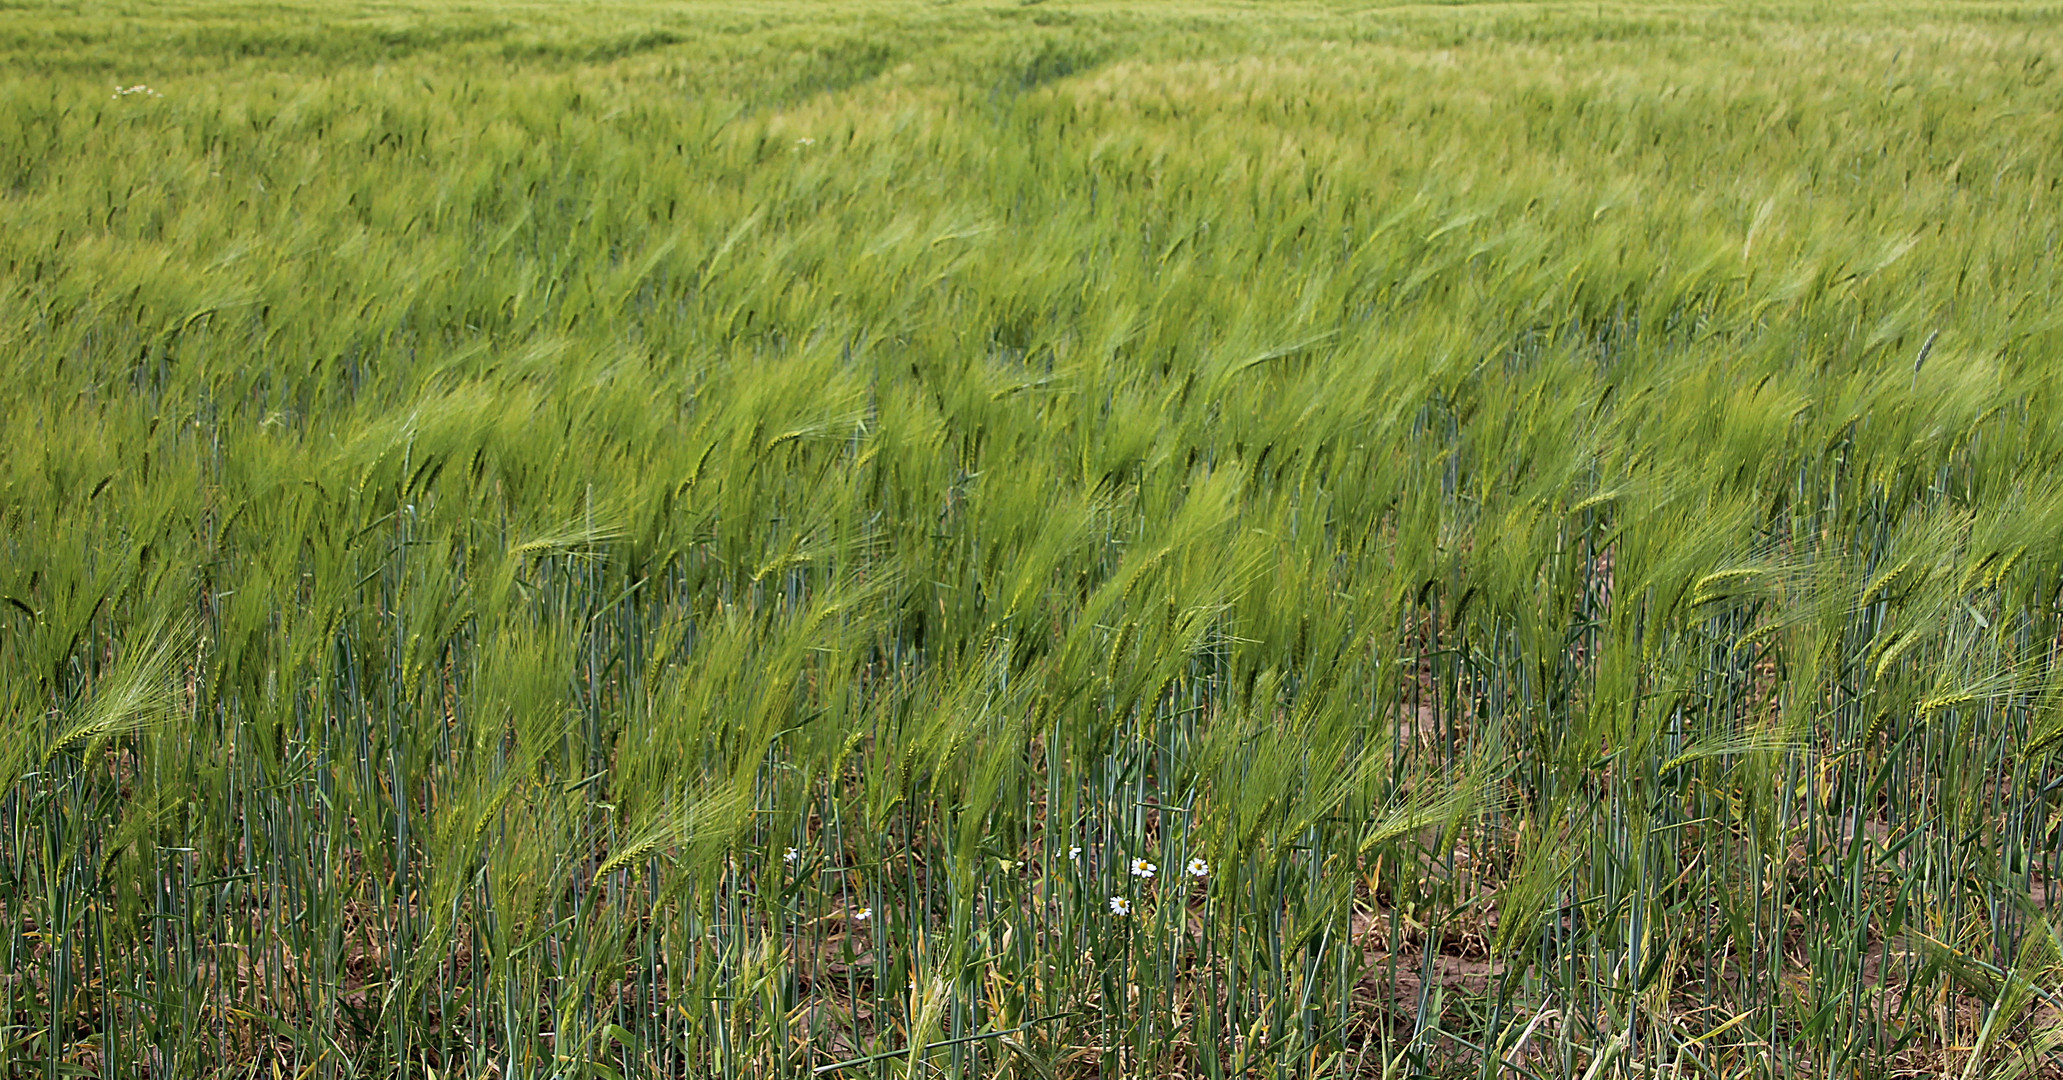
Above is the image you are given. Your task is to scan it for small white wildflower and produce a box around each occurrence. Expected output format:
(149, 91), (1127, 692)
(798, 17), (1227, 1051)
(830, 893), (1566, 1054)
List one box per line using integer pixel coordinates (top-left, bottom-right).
(794, 137), (815, 147)
(1107, 895), (1131, 916)
(783, 846), (799, 865)
(852, 907), (872, 922)
(1068, 845), (1082, 860)
(1130, 858), (1157, 879)
(1185, 857), (1209, 879)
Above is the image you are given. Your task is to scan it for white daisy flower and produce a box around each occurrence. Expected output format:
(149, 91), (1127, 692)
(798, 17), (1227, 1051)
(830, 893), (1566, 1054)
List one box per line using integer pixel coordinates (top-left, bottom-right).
(783, 847), (799, 865)
(853, 907), (872, 922)
(1068, 845), (1082, 860)
(1107, 895), (1131, 916)
(1130, 858), (1157, 879)
(1186, 857), (1210, 878)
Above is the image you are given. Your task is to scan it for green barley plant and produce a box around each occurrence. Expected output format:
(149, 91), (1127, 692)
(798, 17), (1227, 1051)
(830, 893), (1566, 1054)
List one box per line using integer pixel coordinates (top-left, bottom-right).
(3, 0), (2063, 1075)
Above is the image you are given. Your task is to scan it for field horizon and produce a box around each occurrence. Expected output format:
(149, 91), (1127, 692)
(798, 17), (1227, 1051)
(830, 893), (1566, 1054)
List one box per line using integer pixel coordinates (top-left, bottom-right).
(4, 1), (2063, 1076)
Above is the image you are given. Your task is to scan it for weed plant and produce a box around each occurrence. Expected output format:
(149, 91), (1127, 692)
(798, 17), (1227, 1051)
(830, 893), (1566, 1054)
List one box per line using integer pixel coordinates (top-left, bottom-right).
(4, 1), (2063, 1076)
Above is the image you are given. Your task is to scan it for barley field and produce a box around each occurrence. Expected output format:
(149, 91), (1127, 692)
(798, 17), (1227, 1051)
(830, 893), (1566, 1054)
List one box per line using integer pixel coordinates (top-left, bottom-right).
(4, 0), (2063, 1076)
